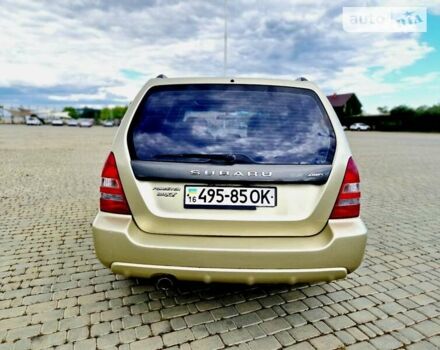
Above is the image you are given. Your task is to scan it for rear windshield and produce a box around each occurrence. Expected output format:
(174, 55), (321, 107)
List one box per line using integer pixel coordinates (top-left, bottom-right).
(128, 84), (336, 165)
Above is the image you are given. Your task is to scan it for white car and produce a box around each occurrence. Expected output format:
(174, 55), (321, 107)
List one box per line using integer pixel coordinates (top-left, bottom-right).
(51, 119), (64, 126)
(78, 119), (94, 128)
(349, 123), (370, 131)
(67, 119), (78, 127)
(25, 116), (42, 126)
(101, 120), (114, 127)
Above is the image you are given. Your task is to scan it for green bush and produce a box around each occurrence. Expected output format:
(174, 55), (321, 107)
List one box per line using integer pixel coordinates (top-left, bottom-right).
(99, 106), (128, 121)
(389, 104), (440, 131)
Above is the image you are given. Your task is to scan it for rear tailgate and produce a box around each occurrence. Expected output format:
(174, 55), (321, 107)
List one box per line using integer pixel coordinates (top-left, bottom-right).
(122, 180), (343, 237)
(116, 79), (348, 237)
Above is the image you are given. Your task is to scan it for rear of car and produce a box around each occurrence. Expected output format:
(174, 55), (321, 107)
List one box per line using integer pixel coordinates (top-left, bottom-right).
(101, 120), (115, 127)
(79, 119), (94, 127)
(67, 119), (78, 127)
(92, 77), (367, 285)
(51, 119), (64, 126)
(25, 115), (42, 125)
(350, 123), (370, 131)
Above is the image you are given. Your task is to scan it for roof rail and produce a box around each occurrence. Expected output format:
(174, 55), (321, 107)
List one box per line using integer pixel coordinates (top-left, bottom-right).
(295, 77), (308, 81)
(156, 74), (167, 79)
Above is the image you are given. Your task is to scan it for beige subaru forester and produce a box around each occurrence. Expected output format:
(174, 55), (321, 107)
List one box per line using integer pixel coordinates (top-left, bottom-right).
(92, 76), (367, 285)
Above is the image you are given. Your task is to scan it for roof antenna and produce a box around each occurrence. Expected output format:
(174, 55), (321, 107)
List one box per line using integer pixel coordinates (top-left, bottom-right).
(223, 0), (228, 76)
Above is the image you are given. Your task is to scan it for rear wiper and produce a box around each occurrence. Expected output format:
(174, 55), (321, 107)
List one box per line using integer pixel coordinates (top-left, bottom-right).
(153, 153), (253, 164)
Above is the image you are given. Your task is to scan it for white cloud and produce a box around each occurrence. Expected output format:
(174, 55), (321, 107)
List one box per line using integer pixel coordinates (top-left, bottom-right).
(0, 0), (437, 107)
(379, 0), (440, 15)
(48, 88), (114, 102)
(401, 71), (440, 84)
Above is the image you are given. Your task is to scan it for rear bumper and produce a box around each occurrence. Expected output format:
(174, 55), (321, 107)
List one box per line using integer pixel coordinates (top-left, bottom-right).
(92, 212), (367, 284)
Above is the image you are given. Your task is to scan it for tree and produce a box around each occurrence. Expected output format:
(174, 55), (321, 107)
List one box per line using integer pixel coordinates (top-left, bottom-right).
(99, 106), (127, 121)
(100, 107), (112, 120)
(63, 107), (78, 119)
(112, 106), (128, 119)
(390, 105), (415, 118)
(377, 106), (389, 114)
(80, 107), (100, 120)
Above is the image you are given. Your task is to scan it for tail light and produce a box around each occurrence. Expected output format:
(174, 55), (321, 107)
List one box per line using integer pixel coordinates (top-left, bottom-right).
(330, 157), (360, 219)
(99, 152), (131, 215)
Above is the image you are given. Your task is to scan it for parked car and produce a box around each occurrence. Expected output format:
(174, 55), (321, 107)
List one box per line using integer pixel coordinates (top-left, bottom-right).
(349, 122), (370, 131)
(25, 115), (42, 126)
(92, 77), (367, 286)
(342, 125), (348, 130)
(78, 119), (94, 128)
(101, 120), (114, 127)
(67, 119), (78, 127)
(51, 119), (64, 126)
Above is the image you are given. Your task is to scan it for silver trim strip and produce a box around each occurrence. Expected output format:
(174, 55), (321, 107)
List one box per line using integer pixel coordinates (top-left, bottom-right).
(131, 161), (332, 184)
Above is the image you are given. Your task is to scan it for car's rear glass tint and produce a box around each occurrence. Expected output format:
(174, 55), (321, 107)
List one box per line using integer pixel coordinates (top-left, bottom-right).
(128, 84), (336, 165)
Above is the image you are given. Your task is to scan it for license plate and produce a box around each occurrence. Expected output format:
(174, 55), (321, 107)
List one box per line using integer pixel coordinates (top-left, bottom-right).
(184, 185), (276, 209)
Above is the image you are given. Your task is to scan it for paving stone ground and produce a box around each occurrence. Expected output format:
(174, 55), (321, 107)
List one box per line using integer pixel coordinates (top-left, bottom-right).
(1, 125), (439, 349)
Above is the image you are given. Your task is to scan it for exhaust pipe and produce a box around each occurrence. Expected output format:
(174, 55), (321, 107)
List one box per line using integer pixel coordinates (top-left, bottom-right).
(155, 275), (175, 291)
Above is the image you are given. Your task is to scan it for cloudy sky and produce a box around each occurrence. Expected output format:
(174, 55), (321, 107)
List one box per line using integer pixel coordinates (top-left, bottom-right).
(0, 0), (439, 113)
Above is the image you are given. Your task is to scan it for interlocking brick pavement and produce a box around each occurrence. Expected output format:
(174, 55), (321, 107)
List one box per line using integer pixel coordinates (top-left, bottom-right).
(1, 126), (439, 349)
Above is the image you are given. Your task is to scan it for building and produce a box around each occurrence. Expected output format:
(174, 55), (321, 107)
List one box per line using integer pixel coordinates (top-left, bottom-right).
(0, 107), (70, 124)
(327, 93), (362, 118)
(4, 107), (33, 124)
(36, 109), (70, 122)
(0, 106), (12, 123)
